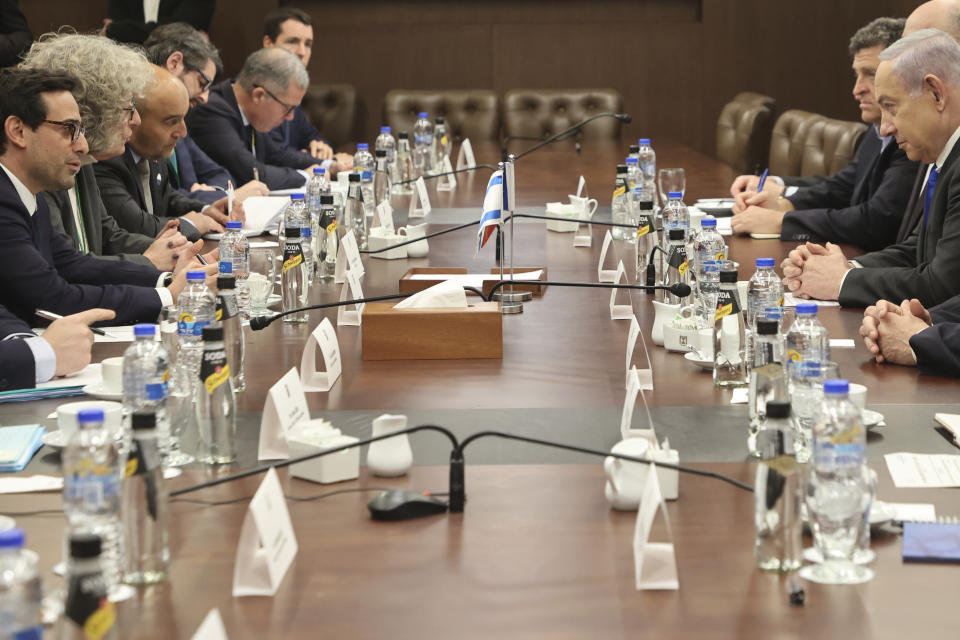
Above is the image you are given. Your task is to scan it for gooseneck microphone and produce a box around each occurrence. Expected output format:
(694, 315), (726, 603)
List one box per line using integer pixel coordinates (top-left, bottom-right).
(484, 279), (692, 302)
(504, 113), (632, 161)
(394, 164), (497, 186)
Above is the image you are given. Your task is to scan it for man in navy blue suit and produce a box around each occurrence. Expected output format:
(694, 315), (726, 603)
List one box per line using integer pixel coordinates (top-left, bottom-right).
(859, 297), (960, 376)
(0, 68), (215, 326)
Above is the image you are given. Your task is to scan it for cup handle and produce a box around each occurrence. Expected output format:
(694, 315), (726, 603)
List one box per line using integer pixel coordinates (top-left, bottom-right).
(398, 227), (408, 237)
(588, 199), (598, 216)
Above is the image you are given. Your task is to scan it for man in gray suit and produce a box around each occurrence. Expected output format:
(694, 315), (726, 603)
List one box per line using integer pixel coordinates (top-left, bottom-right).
(782, 29), (960, 308)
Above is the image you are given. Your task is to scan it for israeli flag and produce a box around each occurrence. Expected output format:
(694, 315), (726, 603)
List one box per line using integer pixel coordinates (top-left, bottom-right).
(476, 169), (504, 253)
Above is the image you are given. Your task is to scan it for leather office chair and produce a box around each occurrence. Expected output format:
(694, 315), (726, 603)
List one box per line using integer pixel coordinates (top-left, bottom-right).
(502, 89), (623, 140)
(383, 90), (500, 141)
(715, 94), (774, 174)
(300, 83), (357, 149)
(799, 117), (868, 177)
(768, 110), (826, 177)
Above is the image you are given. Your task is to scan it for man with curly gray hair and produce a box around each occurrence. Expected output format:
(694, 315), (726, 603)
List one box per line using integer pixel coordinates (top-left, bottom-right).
(19, 32), (193, 270)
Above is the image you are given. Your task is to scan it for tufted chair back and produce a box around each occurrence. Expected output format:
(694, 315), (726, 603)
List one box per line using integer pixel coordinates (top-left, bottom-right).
(799, 117), (868, 177)
(768, 110), (826, 177)
(300, 84), (357, 148)
(383, 90), (500, 141)
(715, 93), (775, 174)
(502, 89), (623, 140)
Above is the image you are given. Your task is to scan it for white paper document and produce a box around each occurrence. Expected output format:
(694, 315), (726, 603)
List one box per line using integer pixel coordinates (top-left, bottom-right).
(782, 293), (840, 308)
(0, 475), (64, 494)
(36, 363), (102, 389)
(300, 318), (342, 392)
(884, 452), (960, 488)
(258, 368), (310, 460)
(206, 196), (288, 238)
(886, 502), (936, 522)
(233, 468), (298, 597)
(633, 467), (679, 590)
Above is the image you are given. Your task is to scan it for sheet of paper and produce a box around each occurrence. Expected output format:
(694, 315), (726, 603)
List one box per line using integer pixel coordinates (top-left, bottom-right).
(829, 339), (856, 348)
(886, 502), (937, 522)
(233, 468), (298, 597)
(782, 292), (840, 307)
(406, 270), (543, 282)
(249, 240), (279, 249)
(713, 217), (733, 237)
(258, 368), (310, 460)
(218, 196), (288, 237)
(633, 467), (679, 590)
(36, 363), (102, 389)
(300, 318), (342, 393)
(934, 413), (960, 439)
(884, 452), (960, 488)
(0, 475), (63, 494)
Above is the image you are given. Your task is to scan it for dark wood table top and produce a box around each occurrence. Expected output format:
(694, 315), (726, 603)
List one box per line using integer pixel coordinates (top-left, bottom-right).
(4, 139), (960, 638)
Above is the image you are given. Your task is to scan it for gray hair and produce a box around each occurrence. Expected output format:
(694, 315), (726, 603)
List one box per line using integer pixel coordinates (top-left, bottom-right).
(19, 33), (151, 155)
(879, 28), (960, 95)
(235, 47), (308, 95)
(143, 22), (223, 77)
(849, 17), (905, 56)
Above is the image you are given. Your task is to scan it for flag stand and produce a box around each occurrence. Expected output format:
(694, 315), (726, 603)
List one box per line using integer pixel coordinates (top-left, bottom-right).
(493, 155), (530, 314)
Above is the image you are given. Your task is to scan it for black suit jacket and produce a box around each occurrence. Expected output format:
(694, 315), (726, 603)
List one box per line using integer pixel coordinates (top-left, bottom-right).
(910, 296), (960, 377)
(186, 82), (310, 190)
(838, 140), (960, 308)
(782, 128), (918, 251)
(0, 0), (31, 68)
(0, 167), (163, 326)
(43, 164), (154, 265)
(94, 146), (204, 241)
(105, 0), (214, 44)
(0, 303), (36, 391)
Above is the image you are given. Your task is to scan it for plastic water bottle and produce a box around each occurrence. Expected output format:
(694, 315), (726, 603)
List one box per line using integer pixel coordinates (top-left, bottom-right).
(785, 303), (830, 461)
(611, 164), (630, 240)
(661, 191), (689, 235)
(281, 227), (308, 323)
(713, 264), (747, 387)
(434, 117), (450, 169)
(754, 400), (802, 572)
(635, 186), (657, 275)
(628, 143), (640, 165)
(344, 172), (368, 249)
(121, 323), (170, 456)
(394, 132), (413, 193)
(748, 316), (786, 456)
(697, 260), (720, 329)
(306, 167), (326, 230)
(194, 325), (236, 465)
(625, 156), (641, 190)
(220, 221), (250, 318)
(0, 528), (42, 639)
(57, 533), (117, 640)
(318, 194), (338, 281)
(215, 268), (245, 392)
(664, 228), (690, 304)
(638, 138), (657, 205)
(62, 408), (123, 596)
(694, 218), (727, 271)
(280, 192), (307, 245)
(176, 270), (214, 382)
(353, 143), (375, 213)
(373, 148), (392, 206)
(122, 411), (168, 585)
(375, 125), (397, 181)
(747, 258), (783, 329)
(412, 112), (434, 176)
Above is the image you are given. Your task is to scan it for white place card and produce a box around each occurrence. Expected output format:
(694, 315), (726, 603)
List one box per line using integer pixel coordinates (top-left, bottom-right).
(376, 200), (395, 234)
(300, 317), (342, 392)
(258, 367), (310, 460)
(625, 316), (654, 390)
(573, 219), (592, 247)
(456, 138), (476, 170)
(408, 176), (431, 218)
(436, 155), (457, 192)
(337, 269), (365, 327)
(610, 261), (633, 320)
(576, 175), (586, 198)
(191, 609), (228, 640)
(333, 240), (347, 284)
(633, 467), (679, 590)
(233, 468), (299, 597)
(341, 230), (365, 277)
(621, 368), (658, 445)
(597, 230), (617, 282)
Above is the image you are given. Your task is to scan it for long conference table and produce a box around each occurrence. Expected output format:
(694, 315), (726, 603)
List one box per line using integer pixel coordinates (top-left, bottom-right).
(3, 140), (960, 638)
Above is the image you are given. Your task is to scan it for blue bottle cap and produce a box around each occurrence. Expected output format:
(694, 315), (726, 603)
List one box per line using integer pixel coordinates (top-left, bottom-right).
(0, 528), (24, 549)
(668, 191), (682, 199)
(700, 218), (717, 227)
(133, 324), (155, 337)
(824, 379), (849, 395)
(290, 193), (305, 200)
(625, 157), (638, 164)
(357, 143), (369, 150)
(638, 138), (651, 145)
(225, 221), (242, 230)
(186, 270), (205, 281)
(380, 126), (391, 133)
(418, 111), (429, 119)
(313, 167), (325, 174)
(702, 261), (719, 271)
(302, 227), (312, 237)
(77, 408), (105, 424)
(796, 303), (818, 315)
(218, 260), (233, 274)
(756, 257), (775, 267)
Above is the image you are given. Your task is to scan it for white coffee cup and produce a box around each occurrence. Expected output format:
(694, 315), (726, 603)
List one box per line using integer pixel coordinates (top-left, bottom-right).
(398, 223), (429, 258)
(848, 383), (867, 410)
(568, 195), (599, 219)
(99, 356), (124, 393)
(56, 400), (123, 439)
(604, 437), (652, 511)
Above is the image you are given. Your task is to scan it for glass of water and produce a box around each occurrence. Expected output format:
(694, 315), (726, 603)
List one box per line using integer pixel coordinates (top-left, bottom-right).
(658, 168), (686, 202)
(248, 247), (277, 317)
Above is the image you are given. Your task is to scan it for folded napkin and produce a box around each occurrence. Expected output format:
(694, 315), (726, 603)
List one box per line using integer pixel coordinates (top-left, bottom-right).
(394, 280), (467, 309)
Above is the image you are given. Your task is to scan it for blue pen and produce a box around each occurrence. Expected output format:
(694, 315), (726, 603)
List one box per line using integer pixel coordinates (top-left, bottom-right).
(757, 168), (769, 192)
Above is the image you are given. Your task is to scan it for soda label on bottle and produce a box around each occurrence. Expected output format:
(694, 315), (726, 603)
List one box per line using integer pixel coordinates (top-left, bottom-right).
(667, 245), (688, 274)
(200, 348), (231, 395)
(282, 243), (303, 273)
(636, 214), (653, 237)
(714, 289), (741, 322)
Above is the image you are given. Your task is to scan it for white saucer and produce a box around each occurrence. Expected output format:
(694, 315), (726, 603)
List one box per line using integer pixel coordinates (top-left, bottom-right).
(40, 431), (68, 450)
(862, 409), (884, 428)
(82, 384), (122, 401)
(683, 351), (713, 371)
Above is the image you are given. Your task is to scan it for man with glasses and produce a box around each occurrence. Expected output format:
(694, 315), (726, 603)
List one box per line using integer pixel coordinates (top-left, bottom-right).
(0, 68), (214, 327)
(187, 46), (324, 190)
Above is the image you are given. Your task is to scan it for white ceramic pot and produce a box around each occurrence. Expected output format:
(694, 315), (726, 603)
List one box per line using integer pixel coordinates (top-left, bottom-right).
(398, 223), (429, 258)
(651, 300), (681, 346)
(604, 438), (652, 511)
(366, 414), (413, 477)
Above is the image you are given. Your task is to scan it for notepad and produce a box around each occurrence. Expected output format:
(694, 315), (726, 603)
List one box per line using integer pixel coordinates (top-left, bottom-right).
(0, 425), (46, 472)
(902, 521), (960, 564)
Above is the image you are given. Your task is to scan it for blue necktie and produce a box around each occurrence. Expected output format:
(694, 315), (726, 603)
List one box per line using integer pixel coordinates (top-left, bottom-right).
(924, 165), (939, 227)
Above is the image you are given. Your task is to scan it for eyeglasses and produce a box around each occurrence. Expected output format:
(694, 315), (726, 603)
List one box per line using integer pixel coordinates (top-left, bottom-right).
(42, 119), (86, 144)
(253, 84), (296, 117)
(188, 66), (213, 93)
(122, 98), (137, 122)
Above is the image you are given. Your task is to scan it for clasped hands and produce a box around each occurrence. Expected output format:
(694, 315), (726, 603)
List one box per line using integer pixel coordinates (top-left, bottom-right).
(728, 173), (792, 235)
(779, 241), (851, 301)
(858, 298), (931, 366)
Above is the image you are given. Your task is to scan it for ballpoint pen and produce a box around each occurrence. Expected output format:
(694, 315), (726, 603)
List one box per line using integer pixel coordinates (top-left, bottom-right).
(756, 168), (770, 192)
(35, 309), (107, 336)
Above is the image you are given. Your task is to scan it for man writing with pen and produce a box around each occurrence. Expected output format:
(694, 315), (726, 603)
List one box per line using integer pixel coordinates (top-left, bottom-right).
(727, 18), (918, 253)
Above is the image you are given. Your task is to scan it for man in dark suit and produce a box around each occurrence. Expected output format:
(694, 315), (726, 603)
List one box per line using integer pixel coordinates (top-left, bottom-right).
(187, 47), (323, 190)
(783, 29), (960, 309)
(95, 66), (235, 240)
(0, 304), (114, 390)
(0, 69), (213, 326)
(103, 0), (215, 45)
(730, 18), (918, 251)
(859, 297), (960, 376)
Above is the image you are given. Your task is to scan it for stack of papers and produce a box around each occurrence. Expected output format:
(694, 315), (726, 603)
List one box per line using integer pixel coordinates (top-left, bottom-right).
(0, 363), (101, 403)
(0, 425), (46, 472)
(205, 196), (289, 239)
